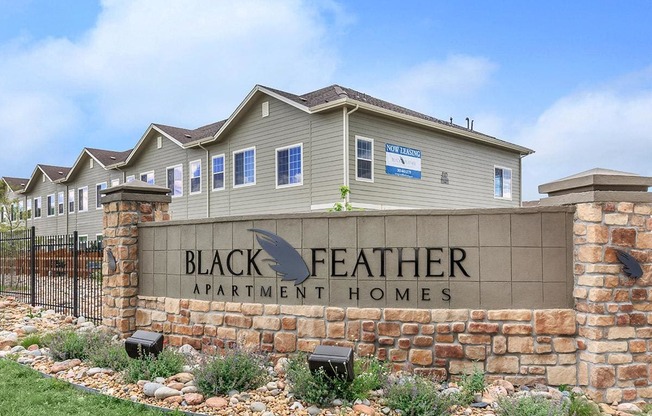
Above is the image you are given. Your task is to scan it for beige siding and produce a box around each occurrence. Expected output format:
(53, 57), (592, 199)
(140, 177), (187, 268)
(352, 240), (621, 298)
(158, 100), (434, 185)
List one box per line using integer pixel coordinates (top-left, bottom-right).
(348, 111), (522, 209)
(23, 171), (67, 236)
(308, 109), (343, 206)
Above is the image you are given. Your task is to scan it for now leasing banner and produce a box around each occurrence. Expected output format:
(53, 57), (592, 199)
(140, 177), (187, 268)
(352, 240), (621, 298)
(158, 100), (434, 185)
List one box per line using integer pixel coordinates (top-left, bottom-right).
(385, 143), (422, 179)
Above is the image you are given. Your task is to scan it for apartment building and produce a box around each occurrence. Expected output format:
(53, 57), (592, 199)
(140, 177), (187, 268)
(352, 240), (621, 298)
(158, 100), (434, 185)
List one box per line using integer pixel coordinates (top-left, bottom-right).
(2, 84), (534, 238)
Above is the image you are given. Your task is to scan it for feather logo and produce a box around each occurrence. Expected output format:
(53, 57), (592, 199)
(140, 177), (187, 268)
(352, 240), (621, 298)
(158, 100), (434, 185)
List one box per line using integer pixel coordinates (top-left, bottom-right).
(615, 250), (643, 279)
(249, 229), (310, 285)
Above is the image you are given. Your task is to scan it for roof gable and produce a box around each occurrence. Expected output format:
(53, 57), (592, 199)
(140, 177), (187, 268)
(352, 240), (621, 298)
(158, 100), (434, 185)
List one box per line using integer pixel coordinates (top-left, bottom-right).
(1, 176), (29, 192)
(23, 164), (70, 192)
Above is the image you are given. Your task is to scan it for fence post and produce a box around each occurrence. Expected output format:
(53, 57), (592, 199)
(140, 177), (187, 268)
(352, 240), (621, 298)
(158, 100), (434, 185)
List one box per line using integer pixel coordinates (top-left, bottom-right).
(100, 181), (171, 337)
(30, 226), (35, 307)
(73, 230), (79, 318)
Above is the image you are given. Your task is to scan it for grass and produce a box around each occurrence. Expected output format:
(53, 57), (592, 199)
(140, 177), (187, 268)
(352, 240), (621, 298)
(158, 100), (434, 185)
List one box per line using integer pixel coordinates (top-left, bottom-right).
(0, 359), (181, 416)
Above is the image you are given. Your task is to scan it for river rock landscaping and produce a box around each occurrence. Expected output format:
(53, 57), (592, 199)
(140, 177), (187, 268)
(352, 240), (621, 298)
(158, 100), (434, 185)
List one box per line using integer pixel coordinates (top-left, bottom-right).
(0, 296), (649, 416)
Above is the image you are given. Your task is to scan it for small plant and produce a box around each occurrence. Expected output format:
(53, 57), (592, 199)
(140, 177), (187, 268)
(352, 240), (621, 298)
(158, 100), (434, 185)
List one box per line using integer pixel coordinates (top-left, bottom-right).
(47, 330), (87, 361)
(20, 333), (44, 349)
(565, 392), (600, 416)
(194, 347), (268, 396)
(286, 354), (389, 406)
(123, 348), (186, 383)
(457, 366), (486, 404)
(385, 375), (452, 416)
(88, 343), (130, 371)
(496, 395), (566, 416)
(329, 185), (353, 212)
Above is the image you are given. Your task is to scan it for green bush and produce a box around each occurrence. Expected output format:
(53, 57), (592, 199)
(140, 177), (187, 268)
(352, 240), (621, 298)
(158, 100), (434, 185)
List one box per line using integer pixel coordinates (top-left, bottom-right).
(123, 349), (186, 383)
(385, 376), (452, 416)
(565, 393), (600, 416)
(496, 395), (566, 416)
(194, 348), (268, 396)
(47, 329), (118, 362)
(87, 343), (130, 371)
(456, 366), (486, 405)
(286, 354), (389, 406)
(20, 333), (44, 349)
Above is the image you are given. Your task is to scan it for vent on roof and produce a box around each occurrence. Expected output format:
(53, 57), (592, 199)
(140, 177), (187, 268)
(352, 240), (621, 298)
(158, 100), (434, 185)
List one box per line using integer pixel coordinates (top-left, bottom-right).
(58, 171), (63, 175)
(334, 86), (347, 97)
(184, 134), (192, 139)
(262, 101), (269, 118)
(110, 156), (116, 160)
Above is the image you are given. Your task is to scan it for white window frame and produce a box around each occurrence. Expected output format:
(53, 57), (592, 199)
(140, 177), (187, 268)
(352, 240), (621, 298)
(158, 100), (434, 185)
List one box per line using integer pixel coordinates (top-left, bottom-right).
(46, 194), (55, 217)
(68, 189), (75, 214)
(78, 235), (88, 250)
(96, 182), (107, 209)
(494, 166), (513, 200)
(78, 186), (88, 212)
(275, 143), (303, 188)
(355, 136), (374, 182)
(233, 146), (256, 188)
(166, 164), (183, 197)
(211, 154), (225, 191)
(189, 159), (202, 195)
(34, 197), (41, 219)
(126, 175), (135, 182)
(57, 191), (64, 215)
(111, 178), (120, 187)
(140, 171), (155, 185)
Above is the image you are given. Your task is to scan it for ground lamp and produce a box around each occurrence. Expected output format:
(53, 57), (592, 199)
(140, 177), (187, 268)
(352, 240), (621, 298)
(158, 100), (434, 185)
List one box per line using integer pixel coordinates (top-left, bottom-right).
(125, 330), (164, 359)
(308, 345), (354, 381)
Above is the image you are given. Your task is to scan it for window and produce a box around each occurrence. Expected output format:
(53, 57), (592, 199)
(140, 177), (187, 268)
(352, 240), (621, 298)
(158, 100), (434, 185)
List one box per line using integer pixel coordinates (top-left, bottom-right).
(276, 144), (303, 187)
(111, 178), (120, 187)
(34, 197), (41, 218)
(356, 136), (374, 181)
(78, 235), (88, 250)
(68, 189), (75, 214)
(189, 160), (201, 194)
(494, 166), (512, 199)
(10, 203), (16, 221)
(140, 171), (155, 185)
(212, 155), (225, 191)
(18, 201), (24, 219)
(26, 199), (32, 219)
(233, 147), (255, 187)
(57, 192), (64, 215)
(166, 165), (183, 197)
(96, 234), (104, 248)
(46, 194), (55, 216)
(96, 182), (107, 208)
(78, 187), (88, 212)
(126, 175), (135, 182)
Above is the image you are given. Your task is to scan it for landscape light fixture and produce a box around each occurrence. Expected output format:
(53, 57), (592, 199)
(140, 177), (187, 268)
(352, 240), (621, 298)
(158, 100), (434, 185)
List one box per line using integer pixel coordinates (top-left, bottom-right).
(307, 345), (354, 381)
(125, 330), (164, 359)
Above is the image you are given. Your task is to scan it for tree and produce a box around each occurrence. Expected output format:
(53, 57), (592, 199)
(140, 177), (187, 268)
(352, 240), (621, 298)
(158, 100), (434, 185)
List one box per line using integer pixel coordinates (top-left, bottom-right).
(0, 180), (25, 234)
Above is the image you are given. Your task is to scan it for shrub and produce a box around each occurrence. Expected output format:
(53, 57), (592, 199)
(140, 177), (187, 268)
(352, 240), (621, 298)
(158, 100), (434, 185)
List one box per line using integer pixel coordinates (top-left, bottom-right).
(456, 366), (486, 405)
(123, 348), (186, 383)
(286, 354), (389, 406)
(385, 376), (452, 416)
(20, 333), (44, 349)
(87, 343), (130, 371)
(496, 395), (566, 416)
(47, 329), (117, 362)
(47, 330), (87, 361)
(565, 392), (600, 416)
(194, 348), (268, 396)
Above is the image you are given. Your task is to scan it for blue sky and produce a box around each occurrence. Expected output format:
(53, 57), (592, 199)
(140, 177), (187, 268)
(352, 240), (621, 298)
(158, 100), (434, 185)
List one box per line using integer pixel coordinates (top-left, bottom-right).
(1, 0), (651, 200)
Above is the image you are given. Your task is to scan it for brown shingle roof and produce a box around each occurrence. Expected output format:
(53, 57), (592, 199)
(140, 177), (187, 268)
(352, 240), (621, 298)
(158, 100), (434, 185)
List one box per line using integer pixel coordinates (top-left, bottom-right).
(86, 148), (132, 167)
(2, 177), (29, 192)
(154, 120), (226, 145)
(38, 164), (71, 181)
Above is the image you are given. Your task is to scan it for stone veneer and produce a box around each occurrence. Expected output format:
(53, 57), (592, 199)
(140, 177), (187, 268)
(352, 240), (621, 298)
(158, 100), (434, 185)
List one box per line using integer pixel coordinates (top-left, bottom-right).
(573, 202), (652, 403)
(135, 298), (577, 385)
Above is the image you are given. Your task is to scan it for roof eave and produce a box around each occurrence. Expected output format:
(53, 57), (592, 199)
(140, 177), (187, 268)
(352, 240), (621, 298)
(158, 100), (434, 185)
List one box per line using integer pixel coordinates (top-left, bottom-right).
(311, 98), (534, 155)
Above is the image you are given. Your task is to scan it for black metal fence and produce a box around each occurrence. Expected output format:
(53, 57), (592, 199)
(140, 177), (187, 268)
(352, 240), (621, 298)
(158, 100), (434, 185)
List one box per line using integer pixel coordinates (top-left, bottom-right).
(0, 227), (103, 323)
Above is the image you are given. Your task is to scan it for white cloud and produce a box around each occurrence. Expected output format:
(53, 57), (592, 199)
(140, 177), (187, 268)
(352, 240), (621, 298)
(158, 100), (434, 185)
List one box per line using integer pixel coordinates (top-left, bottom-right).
(519, 71), (652, 200)
(0, 0), (342, 175)
(380, 55), (498, 116)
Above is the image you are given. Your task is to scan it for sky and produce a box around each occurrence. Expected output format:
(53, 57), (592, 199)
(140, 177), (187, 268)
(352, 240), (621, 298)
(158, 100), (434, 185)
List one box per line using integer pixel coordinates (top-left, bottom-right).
(0, 0), (651, 200)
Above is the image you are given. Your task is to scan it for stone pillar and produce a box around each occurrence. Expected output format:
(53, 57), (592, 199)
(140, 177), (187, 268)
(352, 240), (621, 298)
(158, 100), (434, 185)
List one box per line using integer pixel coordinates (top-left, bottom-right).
(101, 181), (171, 337)
(540, 169), (652, 403)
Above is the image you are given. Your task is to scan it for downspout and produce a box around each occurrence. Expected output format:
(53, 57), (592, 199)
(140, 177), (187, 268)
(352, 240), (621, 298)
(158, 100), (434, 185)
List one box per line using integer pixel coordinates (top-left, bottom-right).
(198, 144), (210, 218)
(343, 104), (359, 205)
(519, 154), (525, 206)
